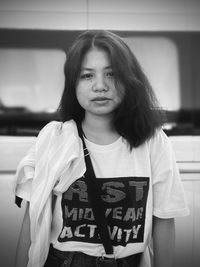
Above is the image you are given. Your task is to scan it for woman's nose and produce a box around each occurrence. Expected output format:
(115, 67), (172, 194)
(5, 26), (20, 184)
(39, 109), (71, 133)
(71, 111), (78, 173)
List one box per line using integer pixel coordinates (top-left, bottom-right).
(92, 75), (108, 92)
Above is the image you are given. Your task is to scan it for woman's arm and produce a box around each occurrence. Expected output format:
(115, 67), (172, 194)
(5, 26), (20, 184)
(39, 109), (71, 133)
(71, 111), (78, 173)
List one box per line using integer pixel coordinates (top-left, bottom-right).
(15, 202), (31, 267)
(152, 216), (175, 267)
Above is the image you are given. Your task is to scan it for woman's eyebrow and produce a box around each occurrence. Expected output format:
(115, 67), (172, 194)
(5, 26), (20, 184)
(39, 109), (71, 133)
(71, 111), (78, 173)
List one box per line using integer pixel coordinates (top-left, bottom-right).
(81, 66), (112, 71)
(81, 67), (93, 71)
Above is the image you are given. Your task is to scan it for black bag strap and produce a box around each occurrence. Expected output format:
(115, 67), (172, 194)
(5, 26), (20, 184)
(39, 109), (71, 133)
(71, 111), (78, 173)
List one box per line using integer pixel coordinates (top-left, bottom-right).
(77, 124), (114, 255)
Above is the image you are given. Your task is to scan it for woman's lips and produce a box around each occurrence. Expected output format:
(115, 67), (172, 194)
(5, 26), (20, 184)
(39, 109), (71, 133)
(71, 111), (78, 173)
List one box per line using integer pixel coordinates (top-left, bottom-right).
(92, 97), (110, 101)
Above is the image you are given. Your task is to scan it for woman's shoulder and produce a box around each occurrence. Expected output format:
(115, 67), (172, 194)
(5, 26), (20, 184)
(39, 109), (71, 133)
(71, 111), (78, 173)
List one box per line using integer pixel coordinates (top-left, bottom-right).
(37, 120), (77, 137)
(147, 127), (172, 153)
(35, 120), (78, 148)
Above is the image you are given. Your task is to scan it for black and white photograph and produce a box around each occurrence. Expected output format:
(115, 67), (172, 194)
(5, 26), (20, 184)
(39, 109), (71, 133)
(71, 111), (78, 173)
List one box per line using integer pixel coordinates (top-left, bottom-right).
(0, 1), (200, 267)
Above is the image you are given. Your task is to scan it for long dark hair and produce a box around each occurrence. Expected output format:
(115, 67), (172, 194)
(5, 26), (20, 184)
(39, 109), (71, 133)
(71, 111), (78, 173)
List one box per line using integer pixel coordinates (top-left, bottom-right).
(59, 30), (165, 149)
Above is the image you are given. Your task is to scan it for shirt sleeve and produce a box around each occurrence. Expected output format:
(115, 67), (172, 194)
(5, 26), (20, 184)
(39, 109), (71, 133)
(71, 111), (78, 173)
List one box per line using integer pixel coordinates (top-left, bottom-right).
(13, 120), (64, 206)
(15, 166), (34, 202)
(14, 146), (35, 205)
(149, 129), (190, 218)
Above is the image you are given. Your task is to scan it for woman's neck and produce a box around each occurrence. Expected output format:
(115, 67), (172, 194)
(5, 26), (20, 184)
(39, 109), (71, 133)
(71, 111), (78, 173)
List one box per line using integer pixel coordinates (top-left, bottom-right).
(82, 115), (120, 145)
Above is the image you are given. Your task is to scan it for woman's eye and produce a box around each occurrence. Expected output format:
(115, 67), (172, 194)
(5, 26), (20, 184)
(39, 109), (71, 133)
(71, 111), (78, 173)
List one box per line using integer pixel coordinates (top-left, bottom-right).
(106, 71), (114, 78)
(80, 73), (93, 80)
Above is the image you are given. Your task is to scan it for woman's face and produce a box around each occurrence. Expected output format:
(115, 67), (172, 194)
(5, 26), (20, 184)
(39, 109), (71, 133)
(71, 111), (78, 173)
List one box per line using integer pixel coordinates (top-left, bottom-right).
(76, 47), (124, 121)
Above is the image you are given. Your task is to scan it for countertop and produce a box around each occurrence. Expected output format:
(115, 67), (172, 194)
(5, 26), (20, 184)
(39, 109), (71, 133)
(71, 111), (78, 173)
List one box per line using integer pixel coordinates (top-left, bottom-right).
(0, 135), (200, 174)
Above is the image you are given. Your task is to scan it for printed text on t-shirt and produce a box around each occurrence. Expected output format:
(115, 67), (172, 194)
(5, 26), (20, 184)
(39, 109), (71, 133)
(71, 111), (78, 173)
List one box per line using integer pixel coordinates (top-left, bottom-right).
(58, 177), (149, 246)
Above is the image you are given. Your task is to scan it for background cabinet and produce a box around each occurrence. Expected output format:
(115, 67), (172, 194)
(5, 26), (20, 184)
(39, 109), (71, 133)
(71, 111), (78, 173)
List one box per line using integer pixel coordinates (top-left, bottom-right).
(0, 0), (200, 31)
(87, 0), (200, 31)
(0, 173), (26, 267)
(171, 136), (200, 267)
(174, 175), (200, 267)
(0, 0), (88, 30)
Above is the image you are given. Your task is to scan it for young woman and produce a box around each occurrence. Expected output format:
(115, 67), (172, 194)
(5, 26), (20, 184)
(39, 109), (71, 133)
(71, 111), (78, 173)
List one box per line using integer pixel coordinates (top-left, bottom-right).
(14, 30), (189, 267)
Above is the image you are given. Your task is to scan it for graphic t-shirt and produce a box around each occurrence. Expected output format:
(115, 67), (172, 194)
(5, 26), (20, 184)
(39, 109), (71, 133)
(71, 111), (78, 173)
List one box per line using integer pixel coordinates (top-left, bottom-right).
(50, 130), (189, 260)
(58, 176), (149, 246)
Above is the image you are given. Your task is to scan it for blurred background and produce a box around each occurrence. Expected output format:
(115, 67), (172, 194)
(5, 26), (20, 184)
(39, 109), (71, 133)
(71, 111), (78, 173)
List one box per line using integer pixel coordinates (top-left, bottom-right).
(0, 1), (200, 267)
